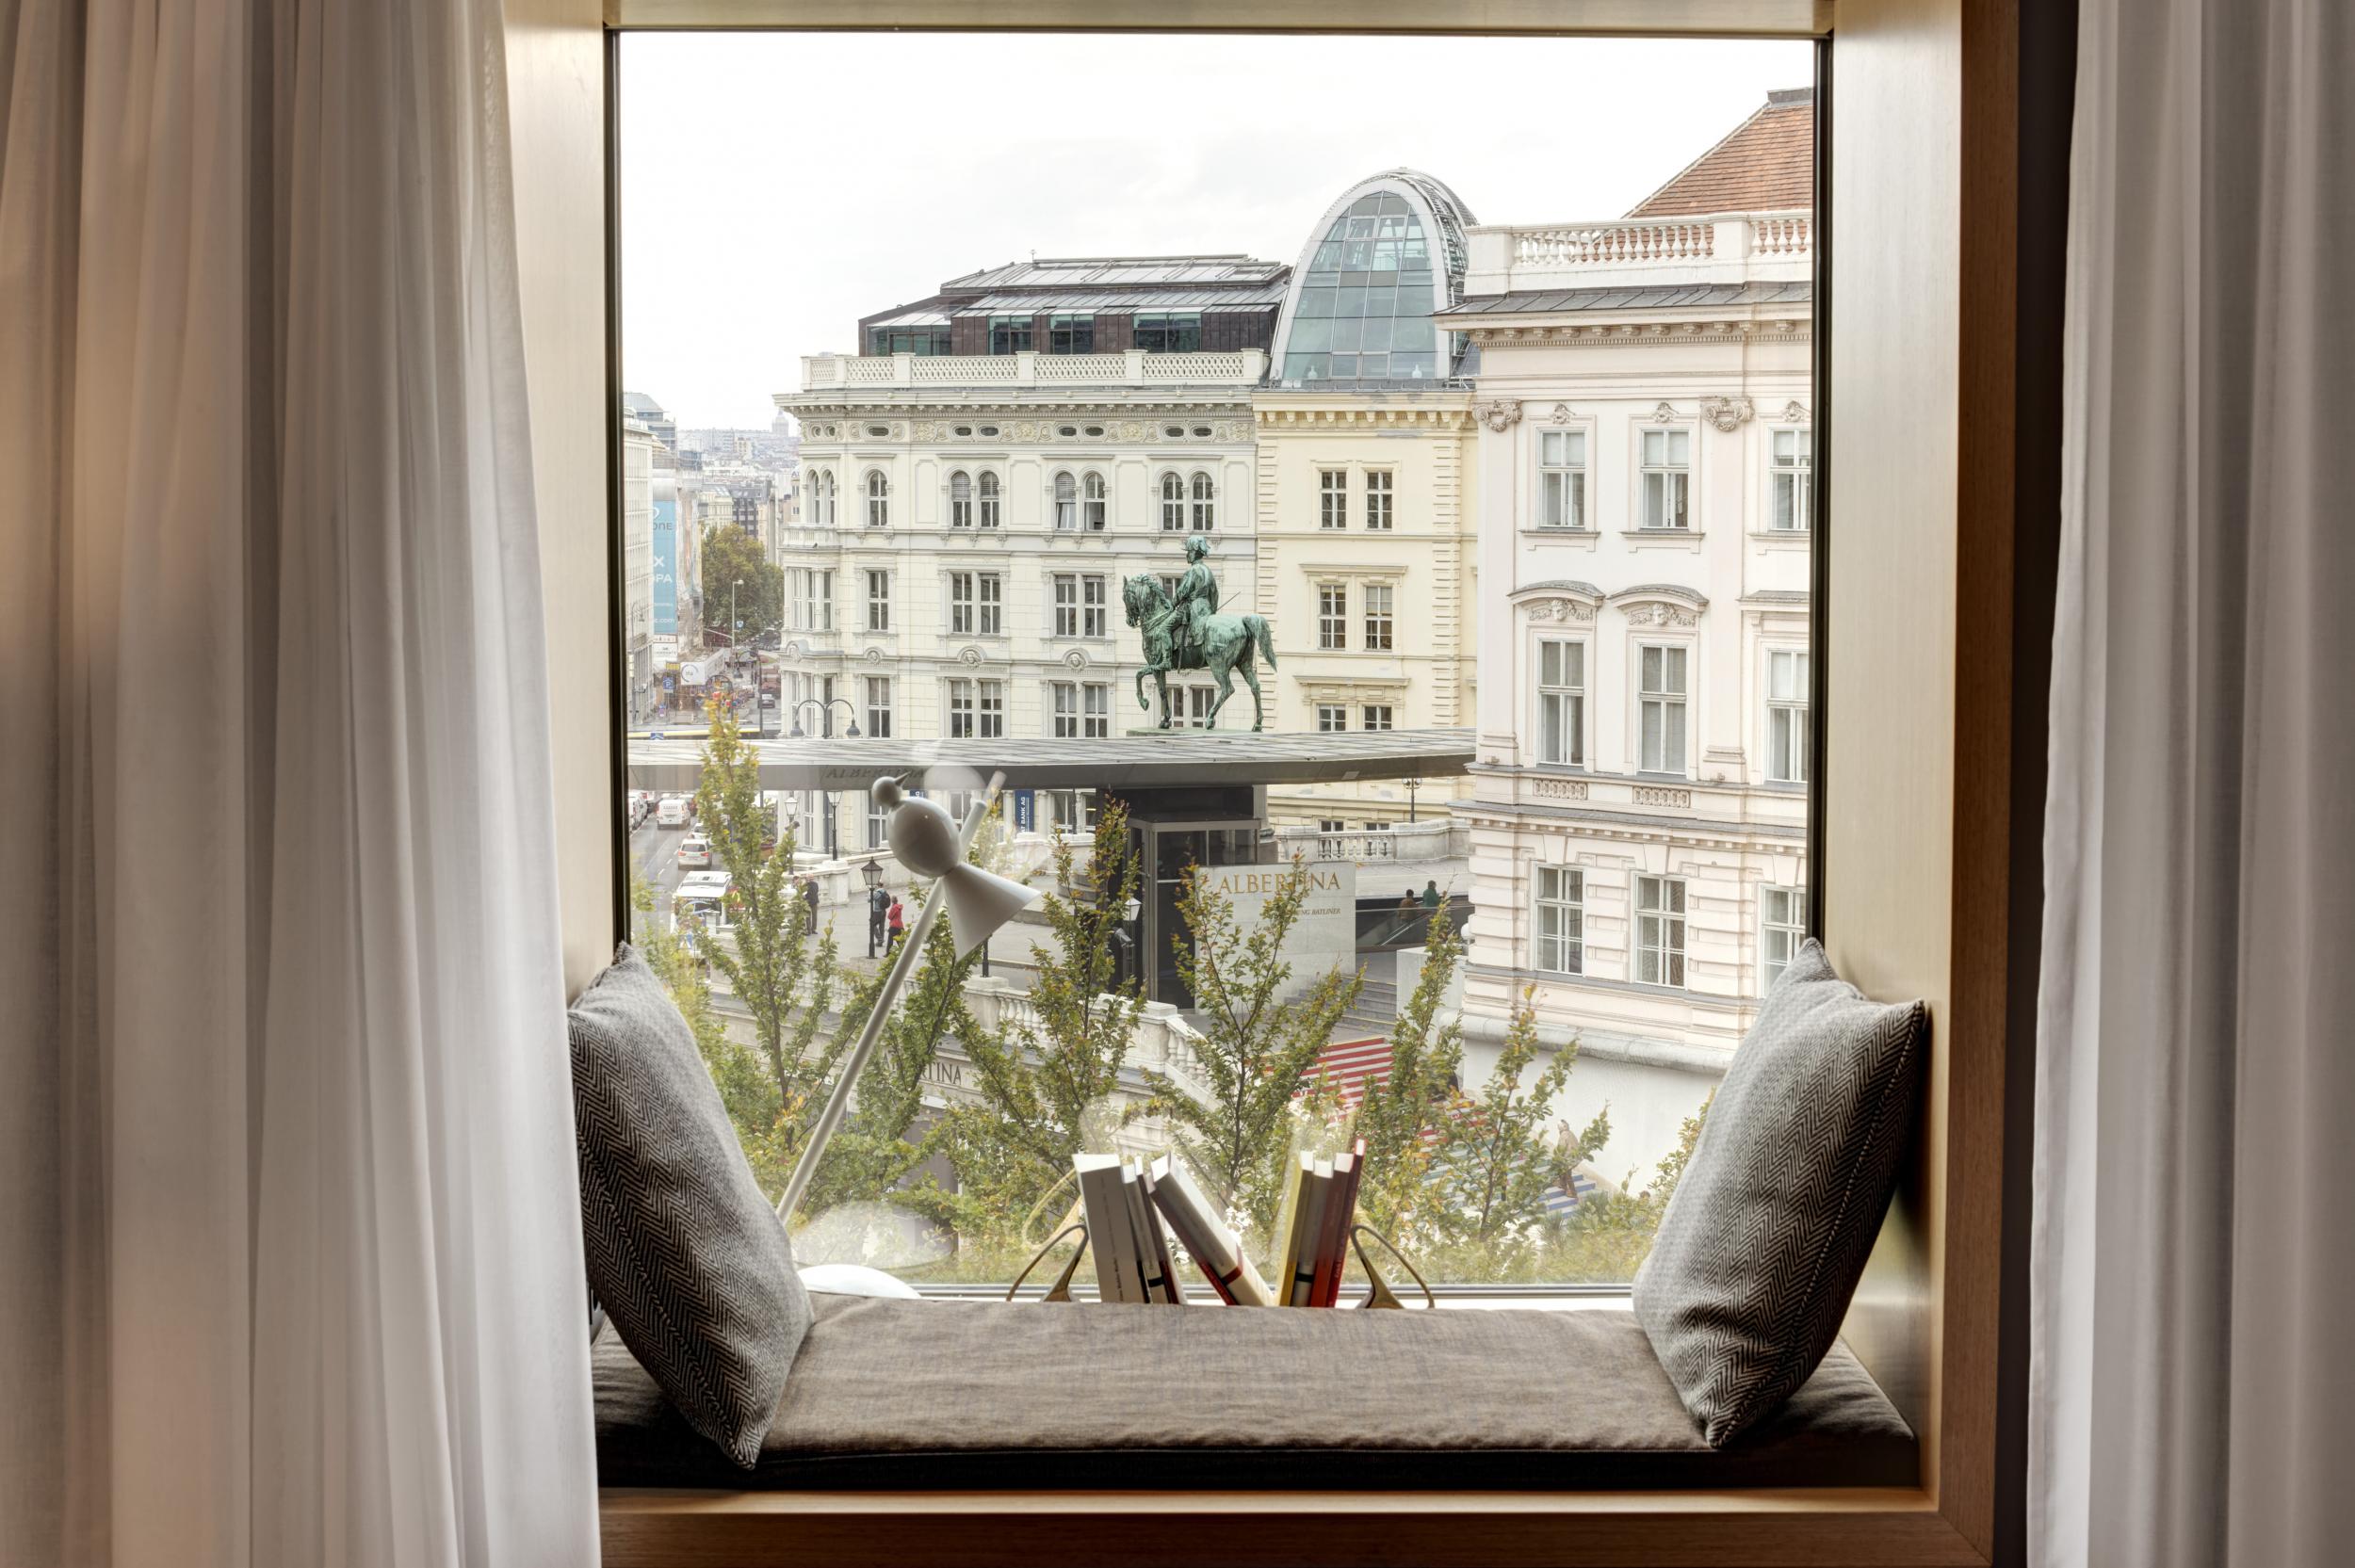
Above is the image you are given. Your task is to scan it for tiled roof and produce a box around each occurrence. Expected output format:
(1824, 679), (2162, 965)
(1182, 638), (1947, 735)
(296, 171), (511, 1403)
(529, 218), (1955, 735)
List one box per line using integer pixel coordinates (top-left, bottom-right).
(1627, 88), (1814, 218)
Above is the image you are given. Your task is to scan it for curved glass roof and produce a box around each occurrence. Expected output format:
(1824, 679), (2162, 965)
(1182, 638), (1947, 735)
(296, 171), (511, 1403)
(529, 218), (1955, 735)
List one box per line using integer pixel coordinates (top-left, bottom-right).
(1269, 171), (1476, 385)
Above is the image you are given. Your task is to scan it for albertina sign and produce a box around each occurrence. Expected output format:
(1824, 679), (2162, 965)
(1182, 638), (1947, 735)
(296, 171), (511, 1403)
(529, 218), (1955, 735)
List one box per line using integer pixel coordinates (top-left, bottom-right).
(1196, 861), (1356, 994)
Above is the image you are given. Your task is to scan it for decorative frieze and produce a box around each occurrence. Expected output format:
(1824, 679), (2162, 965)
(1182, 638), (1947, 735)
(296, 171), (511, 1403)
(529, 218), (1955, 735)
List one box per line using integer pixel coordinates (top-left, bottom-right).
(1698, 396), (1755, 433)
(1476, 398), (1524, 433)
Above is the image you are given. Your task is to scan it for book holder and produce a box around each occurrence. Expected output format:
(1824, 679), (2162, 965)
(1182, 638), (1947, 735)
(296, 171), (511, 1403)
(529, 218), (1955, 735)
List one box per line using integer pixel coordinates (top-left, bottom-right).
(1004, 1222), (1089, 1302)
(1002, 1220), (1437, 1309)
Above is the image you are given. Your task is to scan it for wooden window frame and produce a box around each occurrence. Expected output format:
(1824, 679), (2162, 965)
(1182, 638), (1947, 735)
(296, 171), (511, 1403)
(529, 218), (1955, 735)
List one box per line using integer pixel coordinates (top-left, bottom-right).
(540, 2), (2067, 1561)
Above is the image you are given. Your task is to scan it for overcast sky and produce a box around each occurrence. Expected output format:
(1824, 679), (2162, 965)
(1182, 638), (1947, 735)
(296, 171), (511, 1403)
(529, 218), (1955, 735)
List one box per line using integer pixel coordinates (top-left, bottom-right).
(620, 32), (1811, 430)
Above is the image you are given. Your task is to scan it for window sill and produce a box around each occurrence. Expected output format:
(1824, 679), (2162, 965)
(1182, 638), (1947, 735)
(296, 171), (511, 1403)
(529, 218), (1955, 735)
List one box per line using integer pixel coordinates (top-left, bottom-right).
(1619, 529), (1704, 544)
(1748, 529), (1812, 543)
(1519, 525), (1599, 541)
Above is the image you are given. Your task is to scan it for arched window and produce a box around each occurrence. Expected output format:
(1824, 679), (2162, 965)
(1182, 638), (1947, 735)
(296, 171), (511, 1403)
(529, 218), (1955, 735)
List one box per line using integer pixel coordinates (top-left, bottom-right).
(1190, 472), (1216, 531)
(866, 470), (889, 528)
(821, 471), (837, 527)
(949, 470), (972, 528)
(1160, 472), (1185, 532)
(1082, 471), (1108, 531)
(1053, 471), (1078, 531)
(979, 471), (1001, 529)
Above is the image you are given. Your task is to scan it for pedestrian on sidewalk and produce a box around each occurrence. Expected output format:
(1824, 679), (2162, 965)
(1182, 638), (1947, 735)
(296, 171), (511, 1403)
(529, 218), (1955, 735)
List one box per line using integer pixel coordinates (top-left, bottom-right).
(885, 896), (906, 952)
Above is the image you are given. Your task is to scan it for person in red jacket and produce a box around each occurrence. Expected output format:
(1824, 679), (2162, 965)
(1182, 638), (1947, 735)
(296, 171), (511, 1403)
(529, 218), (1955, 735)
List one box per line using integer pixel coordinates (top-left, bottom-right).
(885, 897), (906, 953)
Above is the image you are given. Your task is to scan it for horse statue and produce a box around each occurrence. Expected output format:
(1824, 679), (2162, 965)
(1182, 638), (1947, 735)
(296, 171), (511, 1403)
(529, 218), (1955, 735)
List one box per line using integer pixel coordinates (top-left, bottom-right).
(1121, 572), (1278, 732)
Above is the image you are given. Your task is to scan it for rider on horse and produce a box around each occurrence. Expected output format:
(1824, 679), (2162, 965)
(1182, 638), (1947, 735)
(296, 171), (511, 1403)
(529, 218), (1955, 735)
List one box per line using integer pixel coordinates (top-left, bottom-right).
(1149, 534), (1220, 667)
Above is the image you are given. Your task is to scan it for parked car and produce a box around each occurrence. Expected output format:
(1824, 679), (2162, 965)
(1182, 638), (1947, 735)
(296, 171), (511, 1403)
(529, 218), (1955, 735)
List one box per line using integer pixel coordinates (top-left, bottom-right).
(626, 790), (654, 829)
(675, 832), (713, 870)
(655, 794), (690, 829)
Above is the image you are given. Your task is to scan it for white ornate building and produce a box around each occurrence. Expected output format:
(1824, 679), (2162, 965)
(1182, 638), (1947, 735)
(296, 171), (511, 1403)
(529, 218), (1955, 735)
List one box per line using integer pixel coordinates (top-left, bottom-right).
(1441, 89), (1817, 1185)
(773, 255), (1287, 850)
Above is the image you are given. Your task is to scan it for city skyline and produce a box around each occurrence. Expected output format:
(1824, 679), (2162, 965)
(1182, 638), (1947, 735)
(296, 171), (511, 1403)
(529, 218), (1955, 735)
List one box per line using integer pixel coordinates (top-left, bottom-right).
(621, 32), (1811, 428)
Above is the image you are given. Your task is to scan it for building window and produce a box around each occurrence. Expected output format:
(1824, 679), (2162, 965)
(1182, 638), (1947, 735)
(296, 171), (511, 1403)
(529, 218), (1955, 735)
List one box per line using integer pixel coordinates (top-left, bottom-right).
(978, 471), (1001, 529)
(1635, 875), (1688, 987)
(869, 326), (951, 356)
(1639, 428), (1692, 530)
(1132, 312), (1201, 352)
(949, 470), (972, 528)
(1771, 428), (1812, 531)
(800, 569), (834, 632)
(868, 792), (888, 849)
(1189, 472), (1215, 531)
(812, 469), (836, 527)
(1051, 682), (1080, 738)
(987, 315), (1032, 354)
(863, 675), (892, 738)
(948, 679), (976, 738)
(1320, 469), (1347, 529)
(1318, 817), (1347, 834)
(1766, 648), (1810, 783)
(1052, 575), (1079, 639)
(1084, 682), (1110, 738)
(1170, 686), (1213, 729)
(865, 469), (889, 527)
(1047, 314), (1095, 354)
(1159, 473), (1185, 531)
(1539, 429), (1587, 529)
(865, 569), (889, 632)
(1318, 584), (1346, 650)
(1365, 469), (1393, 530)
(1762, 885), (1806, 991)
(1362, 704), (1394, 731)
(1082, 574), (1107, 638)
(1535, 865), (1584, 975)
(1317, 704), (1347, 733)
(1082, 471), (1107, 530)
(1638, 644), (1690, 775)
(1538, 639), (1584, 766)
(1364, 583), (1394, 651)
(1053, 471), (1077, 530)
(950, 572), (1002, 636)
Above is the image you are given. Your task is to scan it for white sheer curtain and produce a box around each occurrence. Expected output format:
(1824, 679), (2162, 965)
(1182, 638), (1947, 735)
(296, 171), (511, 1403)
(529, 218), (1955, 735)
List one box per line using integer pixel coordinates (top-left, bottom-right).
(0, 4), (599, 1565)
(2034, 1), (2354, 1563)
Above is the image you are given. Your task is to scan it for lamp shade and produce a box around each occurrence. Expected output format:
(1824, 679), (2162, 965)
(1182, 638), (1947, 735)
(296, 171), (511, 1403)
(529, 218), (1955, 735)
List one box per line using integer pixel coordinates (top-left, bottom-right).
(873, 775), (1039, 957)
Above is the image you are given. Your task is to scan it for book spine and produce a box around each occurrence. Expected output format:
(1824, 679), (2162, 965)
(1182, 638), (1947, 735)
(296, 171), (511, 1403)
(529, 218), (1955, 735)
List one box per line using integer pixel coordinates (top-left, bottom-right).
(1121, 1167), (1167, 1303)
(1075, 1159), (1133, 1303)
(1145, 1166), (1239, 1306)
(1271, 1154), (1310, 1310)
(1290, 1163), (1332, 1307)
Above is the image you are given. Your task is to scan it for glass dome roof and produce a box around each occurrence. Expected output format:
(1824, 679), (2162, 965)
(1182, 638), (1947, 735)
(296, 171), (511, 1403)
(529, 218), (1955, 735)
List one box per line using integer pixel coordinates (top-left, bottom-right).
(1269, 171), (1475, 385)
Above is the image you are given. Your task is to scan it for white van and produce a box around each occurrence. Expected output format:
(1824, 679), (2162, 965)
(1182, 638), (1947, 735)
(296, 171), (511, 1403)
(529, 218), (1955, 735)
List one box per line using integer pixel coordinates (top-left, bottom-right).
(654, 794), (690, 829)
(673, 871), (734, 938)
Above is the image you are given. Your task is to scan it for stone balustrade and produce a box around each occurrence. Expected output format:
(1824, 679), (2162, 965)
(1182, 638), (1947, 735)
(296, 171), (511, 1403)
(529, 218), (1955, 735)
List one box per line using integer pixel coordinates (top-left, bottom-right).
(1462, 210), (1813, 297)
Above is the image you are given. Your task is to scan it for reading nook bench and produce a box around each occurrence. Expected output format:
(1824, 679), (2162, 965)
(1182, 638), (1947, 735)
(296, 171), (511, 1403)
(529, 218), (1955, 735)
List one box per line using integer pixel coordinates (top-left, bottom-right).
(593, 1293), (1915, 1492)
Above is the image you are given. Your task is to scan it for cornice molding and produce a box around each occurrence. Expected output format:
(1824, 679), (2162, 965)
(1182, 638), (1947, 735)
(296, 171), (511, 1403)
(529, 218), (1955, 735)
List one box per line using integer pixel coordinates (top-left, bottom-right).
(1463, 317), (1811, 350)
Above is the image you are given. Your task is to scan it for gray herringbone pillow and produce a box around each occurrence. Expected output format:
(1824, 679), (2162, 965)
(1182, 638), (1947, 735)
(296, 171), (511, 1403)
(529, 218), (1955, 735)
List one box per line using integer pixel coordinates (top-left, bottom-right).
(570, 944), (811, 1467)
(1632, 939), (1925, 1447)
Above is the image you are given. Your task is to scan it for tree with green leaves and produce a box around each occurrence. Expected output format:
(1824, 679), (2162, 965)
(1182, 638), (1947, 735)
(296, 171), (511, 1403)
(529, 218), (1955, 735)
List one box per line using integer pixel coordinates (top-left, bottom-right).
(912, 800), (1145, 1250)
(794, 911), (983, 1220)
(1437, 995), (1610, 1251)
(1145, 856), (1363, 1232)
(696, 525), (784, 647)
(1348, 906), (1470, 1242)
(686, 693), (841, 1196)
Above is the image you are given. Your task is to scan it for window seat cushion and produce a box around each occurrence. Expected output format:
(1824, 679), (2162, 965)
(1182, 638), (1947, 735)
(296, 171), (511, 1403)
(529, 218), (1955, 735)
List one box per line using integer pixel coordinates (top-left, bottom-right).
(593, 1293), (1914, 1491)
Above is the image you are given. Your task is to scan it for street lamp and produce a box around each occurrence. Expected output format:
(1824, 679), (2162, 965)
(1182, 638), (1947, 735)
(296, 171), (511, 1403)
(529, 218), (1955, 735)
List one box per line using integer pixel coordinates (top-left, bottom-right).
(859, 856), (885, 958)
(1404, 776), (1423, 823)
(786, 697), (862, 858)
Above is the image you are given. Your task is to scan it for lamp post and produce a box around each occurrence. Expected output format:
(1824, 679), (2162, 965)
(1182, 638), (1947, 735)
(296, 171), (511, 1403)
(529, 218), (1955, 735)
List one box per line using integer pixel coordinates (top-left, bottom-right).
(1405, 776), (1422, 823)
(859, 855), (885, 958)
(730, 577), (742, 655)
(787, 697), (861, 858)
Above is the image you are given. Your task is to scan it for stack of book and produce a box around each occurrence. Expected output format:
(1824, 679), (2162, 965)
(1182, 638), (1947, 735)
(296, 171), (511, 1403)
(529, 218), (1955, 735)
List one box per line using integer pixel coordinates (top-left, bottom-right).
(1270, 1138), (1368, 1308)
(1072, 1153), (1277, 1306)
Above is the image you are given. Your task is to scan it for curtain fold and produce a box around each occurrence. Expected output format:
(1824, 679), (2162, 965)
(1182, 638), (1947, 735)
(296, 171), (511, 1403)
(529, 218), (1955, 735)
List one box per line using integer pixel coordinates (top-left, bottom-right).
(0, 2), (600, 1563)
(2034, 1), (2355, 1563)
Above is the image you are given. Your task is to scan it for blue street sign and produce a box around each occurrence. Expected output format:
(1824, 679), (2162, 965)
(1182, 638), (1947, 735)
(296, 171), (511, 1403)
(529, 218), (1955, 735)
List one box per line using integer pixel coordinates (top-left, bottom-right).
(1012, 789), (1036, 832)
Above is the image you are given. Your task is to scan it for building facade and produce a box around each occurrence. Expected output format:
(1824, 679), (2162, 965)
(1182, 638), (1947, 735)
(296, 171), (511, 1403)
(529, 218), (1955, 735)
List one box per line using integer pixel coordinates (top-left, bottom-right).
(774, 255), (1287, 851)
(621, 418), (658, 723)
(1251, 170), (1484, 832)
(1442, 90), (1816, 1185)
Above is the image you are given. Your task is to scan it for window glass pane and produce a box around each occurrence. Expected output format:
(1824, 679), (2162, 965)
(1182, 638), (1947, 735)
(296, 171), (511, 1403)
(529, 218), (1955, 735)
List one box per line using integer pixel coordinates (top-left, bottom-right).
(623, 30), (1813, 1296)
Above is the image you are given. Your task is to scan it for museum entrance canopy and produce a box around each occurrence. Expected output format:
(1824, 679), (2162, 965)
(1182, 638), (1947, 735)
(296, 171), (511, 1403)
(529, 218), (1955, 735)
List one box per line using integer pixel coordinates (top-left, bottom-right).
(626, 728), (1476, 794)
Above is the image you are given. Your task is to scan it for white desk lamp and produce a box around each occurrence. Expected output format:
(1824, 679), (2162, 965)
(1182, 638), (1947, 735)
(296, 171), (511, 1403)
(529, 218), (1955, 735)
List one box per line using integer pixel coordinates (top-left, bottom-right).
(776, 770), (1039, 1220)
